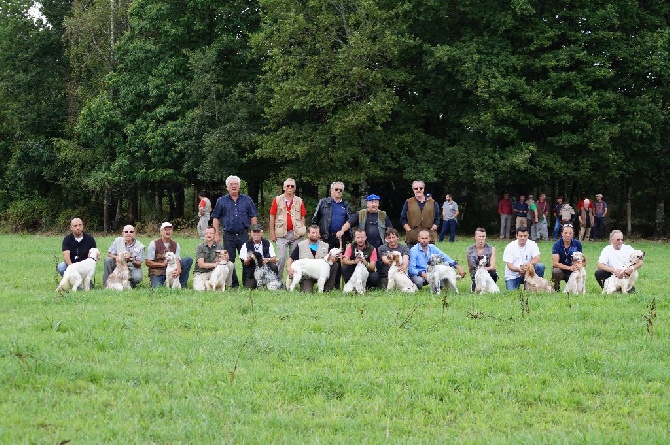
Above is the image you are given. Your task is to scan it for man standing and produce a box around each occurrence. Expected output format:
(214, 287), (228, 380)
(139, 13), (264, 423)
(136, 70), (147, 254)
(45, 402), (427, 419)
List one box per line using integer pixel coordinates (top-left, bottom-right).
(240, 224), (279, 288)
(341, 228), (379, 290)
(534, 193), (550, 241)
(552, 196), (564, 239)
(513, 195), (528, 231)
(409, 230), (466, 289)
(439, 193), (459, 243)
(336, 193), (392, 249)
(551, 224), (583, 291)
(286, 225), (340, 293)
(270, 178), (307, 280)
(502, 227), (545, 290)
(145, 222), (193, 288)
(498, 193), (513, 239)
(57, 217), (97, 277)
(312, 181), (355, 250)
(593, 194), (608, 241)
(578, 198), (595, 241)
(197, 191), (212, 240)
(103, 224), (144, 288)
(400, 180), (440, 248)
(595, 230), (644, 291)
(526, 194), (537, 239)
(377, 228), (410, 289)
(193, 227), (233, 291)
(212, 175), (259, 288)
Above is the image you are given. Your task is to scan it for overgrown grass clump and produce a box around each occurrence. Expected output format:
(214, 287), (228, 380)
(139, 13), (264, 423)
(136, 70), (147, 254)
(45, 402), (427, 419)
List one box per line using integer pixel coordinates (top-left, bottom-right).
(1, 234), (668, 443)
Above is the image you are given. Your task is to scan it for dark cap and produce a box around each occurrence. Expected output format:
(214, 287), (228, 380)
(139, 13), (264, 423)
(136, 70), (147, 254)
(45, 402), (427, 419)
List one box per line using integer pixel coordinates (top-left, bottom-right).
(250, 223), (263, 232)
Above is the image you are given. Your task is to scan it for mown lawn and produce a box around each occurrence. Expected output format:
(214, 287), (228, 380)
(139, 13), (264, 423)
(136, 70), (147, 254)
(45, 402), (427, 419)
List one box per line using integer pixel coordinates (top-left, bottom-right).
(1, 234), (668, 443)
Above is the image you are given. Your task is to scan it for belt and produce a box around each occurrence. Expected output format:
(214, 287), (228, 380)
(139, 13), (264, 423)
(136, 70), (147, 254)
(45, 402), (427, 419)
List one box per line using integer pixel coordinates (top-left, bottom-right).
(224, 230), (245, 236)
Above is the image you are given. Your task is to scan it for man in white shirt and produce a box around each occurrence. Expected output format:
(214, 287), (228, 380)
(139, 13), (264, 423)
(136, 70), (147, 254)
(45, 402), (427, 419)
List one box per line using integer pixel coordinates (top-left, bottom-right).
(240, 224), (278, 288)
(595, 230), (644, 291)
(502, 227), (546, 290)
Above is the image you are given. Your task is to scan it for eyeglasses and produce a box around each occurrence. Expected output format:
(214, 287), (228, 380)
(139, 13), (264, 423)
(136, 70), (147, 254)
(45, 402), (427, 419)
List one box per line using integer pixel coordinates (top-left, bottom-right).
(413, 187), (424, 190)
(124, 230), (135, 233)
(614, 238), (623, 241)
(334, 188), (343, 192)
(285, 184), (295, 188)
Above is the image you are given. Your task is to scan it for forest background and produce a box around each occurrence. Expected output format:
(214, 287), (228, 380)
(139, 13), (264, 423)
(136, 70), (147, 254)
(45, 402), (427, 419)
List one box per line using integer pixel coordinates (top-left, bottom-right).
(1, 1), (669, 237)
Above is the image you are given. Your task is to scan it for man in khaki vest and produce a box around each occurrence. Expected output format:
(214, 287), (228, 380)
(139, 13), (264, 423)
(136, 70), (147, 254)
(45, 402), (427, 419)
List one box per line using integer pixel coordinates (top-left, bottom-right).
(269, 178), (307, 280)
(400, 181), (440, 248)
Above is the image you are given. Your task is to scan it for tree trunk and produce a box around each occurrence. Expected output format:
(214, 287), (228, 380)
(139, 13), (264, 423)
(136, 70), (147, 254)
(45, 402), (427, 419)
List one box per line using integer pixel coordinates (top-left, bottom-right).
(103, 185), (111, 233)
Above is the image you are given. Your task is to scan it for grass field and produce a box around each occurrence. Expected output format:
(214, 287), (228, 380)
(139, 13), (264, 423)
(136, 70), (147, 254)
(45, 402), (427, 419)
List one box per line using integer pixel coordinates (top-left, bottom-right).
(1, 233), (668, 443)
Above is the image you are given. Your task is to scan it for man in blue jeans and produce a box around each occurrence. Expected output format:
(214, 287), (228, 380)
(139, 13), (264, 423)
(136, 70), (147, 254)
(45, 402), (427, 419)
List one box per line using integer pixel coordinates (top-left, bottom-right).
(439, 193), (459, 242)
(502, 227), (546, 290)
(145, 222), (193, 288)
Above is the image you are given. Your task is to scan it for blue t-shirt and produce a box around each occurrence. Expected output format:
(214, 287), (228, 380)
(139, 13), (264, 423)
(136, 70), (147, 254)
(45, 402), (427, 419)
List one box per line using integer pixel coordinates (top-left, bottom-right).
(329, 201), (348, 233)
(551, 238), (583, 266)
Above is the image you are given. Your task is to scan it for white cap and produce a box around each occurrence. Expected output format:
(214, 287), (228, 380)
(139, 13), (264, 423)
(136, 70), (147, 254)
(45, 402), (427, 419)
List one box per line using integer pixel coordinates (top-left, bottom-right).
(160, 222), (173, 230)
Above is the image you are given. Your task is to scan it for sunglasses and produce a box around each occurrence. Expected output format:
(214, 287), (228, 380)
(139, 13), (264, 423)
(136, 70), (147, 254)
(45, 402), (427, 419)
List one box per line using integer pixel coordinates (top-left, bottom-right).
(563, 224), (573, 228)
(614, 238), (623, 241)
(413, 187), (424, 190)
(284, 184), (295, 188)
(333, 188), (343, 192)
(124, 230), (135, 233)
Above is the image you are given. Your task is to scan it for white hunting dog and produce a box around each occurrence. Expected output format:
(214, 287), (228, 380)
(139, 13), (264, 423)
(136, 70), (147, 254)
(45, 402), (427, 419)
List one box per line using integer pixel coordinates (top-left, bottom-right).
(386, 251), (417, 293)
(426, 254), (459, 295)
(564, 251), (586, 295)
(602, 249), (645, 294)
(286, 247), (341, 293)
(523, 263), (553, 293)
(343, 252), (369, 294)
(164, 251), (181, 289)
(105, 251), (132, 291)
(56, 248), (101, 293)
(473, 256), (500, 294)
(205, 250), (230, 291)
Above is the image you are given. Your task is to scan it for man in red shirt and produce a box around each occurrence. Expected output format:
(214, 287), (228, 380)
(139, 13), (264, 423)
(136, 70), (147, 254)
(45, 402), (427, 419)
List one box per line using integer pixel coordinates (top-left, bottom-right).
(269, 178), (307, 280)
(498, 193), (513, 239)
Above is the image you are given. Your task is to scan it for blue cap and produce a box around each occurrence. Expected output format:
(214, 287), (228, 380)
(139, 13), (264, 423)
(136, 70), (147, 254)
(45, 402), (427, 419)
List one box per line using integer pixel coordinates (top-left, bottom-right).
(366, 194), (381, 201)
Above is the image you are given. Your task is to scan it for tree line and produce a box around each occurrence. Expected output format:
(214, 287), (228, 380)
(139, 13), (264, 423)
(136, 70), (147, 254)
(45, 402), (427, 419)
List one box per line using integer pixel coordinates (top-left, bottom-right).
(0, 0), (668, 236)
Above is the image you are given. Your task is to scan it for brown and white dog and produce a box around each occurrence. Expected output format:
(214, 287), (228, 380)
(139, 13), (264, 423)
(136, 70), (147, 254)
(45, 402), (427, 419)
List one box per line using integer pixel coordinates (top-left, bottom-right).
(205, 250), (230, 291)
(523, 263), (553, 293)
(603, 250), (645, 294)
(105, 251), (132, 291)
(564, 252), (586, 295)
(386, 251), (417, 292)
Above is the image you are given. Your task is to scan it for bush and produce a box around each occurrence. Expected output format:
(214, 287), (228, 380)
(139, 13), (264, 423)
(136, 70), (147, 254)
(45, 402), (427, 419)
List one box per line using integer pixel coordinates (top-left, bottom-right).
(1, 199), (50, 232)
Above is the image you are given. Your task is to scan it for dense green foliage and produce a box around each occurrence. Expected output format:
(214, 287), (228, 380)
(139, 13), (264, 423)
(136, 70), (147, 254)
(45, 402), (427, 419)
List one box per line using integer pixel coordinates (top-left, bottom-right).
(1, 235), (668, 442)
(0, 1), (669, 234)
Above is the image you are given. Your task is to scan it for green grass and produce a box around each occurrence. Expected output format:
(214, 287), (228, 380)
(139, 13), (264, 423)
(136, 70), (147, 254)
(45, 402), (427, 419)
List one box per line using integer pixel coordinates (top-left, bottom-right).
(1, 234), (668, 443)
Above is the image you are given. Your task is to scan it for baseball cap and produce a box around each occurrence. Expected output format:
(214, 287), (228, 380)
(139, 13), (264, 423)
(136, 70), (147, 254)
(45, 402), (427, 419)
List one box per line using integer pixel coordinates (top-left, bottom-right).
(596, 193), (603, 198)
(160, 222), (173, 230)
(365, 194), (381, 201)
(250, 223), (263, 232)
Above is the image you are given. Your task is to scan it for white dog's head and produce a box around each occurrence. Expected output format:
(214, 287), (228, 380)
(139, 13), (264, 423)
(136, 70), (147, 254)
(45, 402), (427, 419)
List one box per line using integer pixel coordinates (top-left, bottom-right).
(572, 251), (585, 265)
(428, 254), (445, 267)
(477, 256), (488, 268)
(88, 248), (101, 261)
(325, 247), (342, 263)
(164, 251), (177, 264)
(215, 250), (228, 264)
(628, 250), (645, 265)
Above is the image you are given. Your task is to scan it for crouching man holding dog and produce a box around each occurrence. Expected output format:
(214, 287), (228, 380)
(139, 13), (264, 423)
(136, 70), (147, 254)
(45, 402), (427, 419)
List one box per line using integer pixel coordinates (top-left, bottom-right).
(145, 222), (193, 289)
(103, 224), (144, 288)
(58, 217), (97, 277)
(409, 230), (466, 289)
(286, 225), (340, 292)
(193, 227), (233, 291)
(240, 224), (279, 289)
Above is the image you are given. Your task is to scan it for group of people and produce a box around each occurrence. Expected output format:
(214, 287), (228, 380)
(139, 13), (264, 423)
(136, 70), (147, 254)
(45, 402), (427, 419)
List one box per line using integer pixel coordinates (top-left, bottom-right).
(58, 178), (637, 294)
(498, 193), (608, 242)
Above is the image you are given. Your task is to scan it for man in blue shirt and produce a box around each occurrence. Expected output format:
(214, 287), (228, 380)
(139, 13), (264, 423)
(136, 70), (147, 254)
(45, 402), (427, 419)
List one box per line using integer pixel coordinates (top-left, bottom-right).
(409, 230), (466, 289)
(551, 224), (583, 291)
(212, 175), (259, 288)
